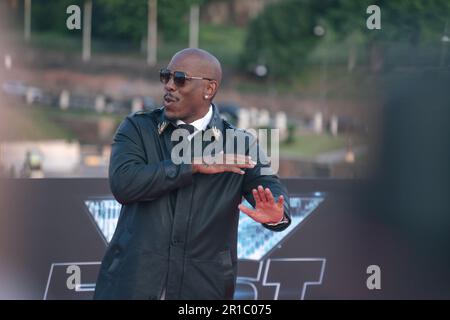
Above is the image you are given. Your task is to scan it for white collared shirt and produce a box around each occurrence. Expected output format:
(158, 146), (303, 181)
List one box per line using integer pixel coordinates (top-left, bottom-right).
(176, 105), (213, 140)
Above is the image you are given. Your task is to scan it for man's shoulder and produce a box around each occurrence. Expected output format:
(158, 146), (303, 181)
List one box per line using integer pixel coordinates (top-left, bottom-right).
(126, 107), (163, 125)
(130, 107), (163, 119)
(222, 119), (235, 130)
(118, 107), (162, 135)
(222, 119), (255, 139)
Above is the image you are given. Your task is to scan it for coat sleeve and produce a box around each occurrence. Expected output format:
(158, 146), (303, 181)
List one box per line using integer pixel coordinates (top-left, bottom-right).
(109, 116), (193, 205)
(241, 134), (291, 232)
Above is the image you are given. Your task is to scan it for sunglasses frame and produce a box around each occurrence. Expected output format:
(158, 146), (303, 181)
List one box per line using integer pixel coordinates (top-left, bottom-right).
(159, 68), (214, 87)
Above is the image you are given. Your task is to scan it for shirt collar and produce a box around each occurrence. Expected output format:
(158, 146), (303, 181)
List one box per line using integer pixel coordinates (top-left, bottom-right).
(158, 103), (224, 135)
(176, 105), (213, 132)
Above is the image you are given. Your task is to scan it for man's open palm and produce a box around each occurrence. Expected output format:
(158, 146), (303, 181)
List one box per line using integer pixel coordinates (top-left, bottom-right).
(238, 185), (284, 224)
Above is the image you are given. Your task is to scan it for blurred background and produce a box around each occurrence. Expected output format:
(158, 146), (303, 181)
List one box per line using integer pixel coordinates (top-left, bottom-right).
(0, 0), (449, 179)
(0, 0), (398, 178)
(1, 0), (450, 299)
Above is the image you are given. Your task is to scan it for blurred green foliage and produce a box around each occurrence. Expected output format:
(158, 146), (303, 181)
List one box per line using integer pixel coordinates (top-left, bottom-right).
(240, 0), (339, 79)
(241, 0), (450, 79)
(24, 0), (450, 81)
(30, 0), (206, 43)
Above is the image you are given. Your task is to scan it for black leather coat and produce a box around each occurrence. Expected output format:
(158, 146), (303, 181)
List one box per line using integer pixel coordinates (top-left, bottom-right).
(94, 104), (291, 299)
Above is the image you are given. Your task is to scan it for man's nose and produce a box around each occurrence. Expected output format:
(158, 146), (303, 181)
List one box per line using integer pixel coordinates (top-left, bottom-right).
(164, 77), (176, 92)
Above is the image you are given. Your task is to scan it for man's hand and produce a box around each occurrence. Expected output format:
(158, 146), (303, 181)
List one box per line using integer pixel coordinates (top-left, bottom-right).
(238, 185), (285, 224)
(192, 153), (255, 175)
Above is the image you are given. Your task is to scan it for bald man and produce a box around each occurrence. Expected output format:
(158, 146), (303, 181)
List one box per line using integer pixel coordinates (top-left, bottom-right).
(94, 48), (291, 300)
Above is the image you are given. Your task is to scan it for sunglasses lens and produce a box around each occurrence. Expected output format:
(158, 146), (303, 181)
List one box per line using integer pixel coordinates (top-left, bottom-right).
(173, 71), (186, 86)
(159, 69), (171, 84)
(159, 69), (187, 86)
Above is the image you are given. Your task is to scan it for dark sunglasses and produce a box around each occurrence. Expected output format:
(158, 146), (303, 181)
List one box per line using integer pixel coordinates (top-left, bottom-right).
(159, 68), (213, 87)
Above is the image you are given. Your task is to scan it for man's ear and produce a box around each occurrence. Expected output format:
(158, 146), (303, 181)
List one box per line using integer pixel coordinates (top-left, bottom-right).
(204, 80), (218, 98)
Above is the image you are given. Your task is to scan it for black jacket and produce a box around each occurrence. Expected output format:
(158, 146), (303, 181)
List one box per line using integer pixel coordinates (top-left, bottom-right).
(94, 104), (291, 299)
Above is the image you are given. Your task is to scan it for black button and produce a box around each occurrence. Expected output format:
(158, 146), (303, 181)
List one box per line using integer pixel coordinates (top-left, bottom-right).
(165, 162), (178, 179)
(172, 238), (182, 245)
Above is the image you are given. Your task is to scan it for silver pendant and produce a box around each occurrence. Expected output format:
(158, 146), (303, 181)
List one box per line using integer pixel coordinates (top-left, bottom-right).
(212, 126), (221, 140)
(158, 121), (168, 135)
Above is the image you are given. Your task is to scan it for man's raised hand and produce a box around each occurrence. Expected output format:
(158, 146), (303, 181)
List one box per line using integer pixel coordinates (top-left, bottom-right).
(238, 185), (284, 224)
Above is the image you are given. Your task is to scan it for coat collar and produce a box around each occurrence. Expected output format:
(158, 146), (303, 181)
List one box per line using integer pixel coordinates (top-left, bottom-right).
(158, 103), (224, 135)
